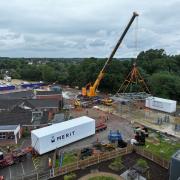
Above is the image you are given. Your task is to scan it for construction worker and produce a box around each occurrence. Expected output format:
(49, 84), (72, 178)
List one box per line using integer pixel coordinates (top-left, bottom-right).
(96, 133), (99, 142)
(106, 115), (109, 121)
(48, 157), (52, 168)
(7, 146), (10, 152)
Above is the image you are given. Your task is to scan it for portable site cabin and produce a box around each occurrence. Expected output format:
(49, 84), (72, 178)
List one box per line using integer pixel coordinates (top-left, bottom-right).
(145, 96), (176, 113)
(31, 116), (95, 155)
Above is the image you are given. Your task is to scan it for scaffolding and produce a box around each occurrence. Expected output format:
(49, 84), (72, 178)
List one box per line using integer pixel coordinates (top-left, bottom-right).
(115, 92), (150, 101)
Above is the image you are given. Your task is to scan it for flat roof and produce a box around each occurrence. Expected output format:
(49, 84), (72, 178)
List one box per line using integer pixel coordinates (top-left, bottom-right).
(173, 150), (180, 160)
(31, 116), (95, 138)
(0, 125), (20, 131)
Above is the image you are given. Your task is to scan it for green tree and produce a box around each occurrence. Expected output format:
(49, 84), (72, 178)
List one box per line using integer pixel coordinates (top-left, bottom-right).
(149, 72), (180, 101)
(41, 65), (57, 82)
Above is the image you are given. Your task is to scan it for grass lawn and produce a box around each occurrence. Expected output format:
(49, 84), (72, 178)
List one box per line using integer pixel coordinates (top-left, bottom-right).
(88, 176), (116, 180)
(144, 140), (180, 160)
(55, 153), (77, 167)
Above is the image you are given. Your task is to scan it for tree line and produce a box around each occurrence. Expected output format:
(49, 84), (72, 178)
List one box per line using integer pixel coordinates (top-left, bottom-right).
(0, 49), (179, 101)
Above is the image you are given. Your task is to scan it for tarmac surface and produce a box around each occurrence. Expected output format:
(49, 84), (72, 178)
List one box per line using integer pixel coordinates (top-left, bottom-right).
(0, 154), (35, 180)
(57, 107), (134, 153)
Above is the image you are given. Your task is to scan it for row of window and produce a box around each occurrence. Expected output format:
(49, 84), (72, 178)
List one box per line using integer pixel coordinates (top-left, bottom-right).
(0, 133), (15, 140)
(0, 132), (5, 139)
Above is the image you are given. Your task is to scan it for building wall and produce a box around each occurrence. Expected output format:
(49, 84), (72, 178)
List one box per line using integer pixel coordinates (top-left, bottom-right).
(36, 94), (62, 100)
(32, 108), (59, 120)
(0, 132), (20, 145)
(48, 108), (59, 120)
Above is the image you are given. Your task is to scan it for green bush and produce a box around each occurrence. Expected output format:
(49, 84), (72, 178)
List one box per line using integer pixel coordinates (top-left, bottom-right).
(64, 173), (76, 180)
(22, 130), (30, 138)
(136, 159), (148, 169)
(56, 153), (77, 167)
(108, 156), (124, 171)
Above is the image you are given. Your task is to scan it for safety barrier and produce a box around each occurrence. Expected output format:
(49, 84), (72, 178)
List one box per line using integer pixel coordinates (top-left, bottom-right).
(134, 146), (169, 169)
(53, 146), (133, 177)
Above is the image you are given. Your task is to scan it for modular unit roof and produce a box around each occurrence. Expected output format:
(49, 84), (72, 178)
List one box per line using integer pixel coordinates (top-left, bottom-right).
(146, 96), (176, 103)
(31, 116), (95, 138)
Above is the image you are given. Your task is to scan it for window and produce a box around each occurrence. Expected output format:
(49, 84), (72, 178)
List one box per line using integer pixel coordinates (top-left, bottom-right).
(0, 132), (6, 140)
(7, 135), (15, 140)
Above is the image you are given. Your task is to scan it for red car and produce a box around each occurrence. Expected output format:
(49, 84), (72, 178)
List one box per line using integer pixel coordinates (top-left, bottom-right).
(0, 176), (4, 180)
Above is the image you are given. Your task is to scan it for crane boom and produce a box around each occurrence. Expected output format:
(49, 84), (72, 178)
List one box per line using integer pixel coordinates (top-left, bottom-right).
(82, 12), (139, 97)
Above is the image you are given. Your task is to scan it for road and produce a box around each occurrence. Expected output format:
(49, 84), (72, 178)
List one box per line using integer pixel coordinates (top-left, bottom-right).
(0, 154), (35, 180)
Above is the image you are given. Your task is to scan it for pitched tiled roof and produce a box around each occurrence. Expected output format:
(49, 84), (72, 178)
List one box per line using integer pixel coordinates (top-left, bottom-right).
(0, 90), (34, 99)
(0, 99), (23, 110)
(0, 108), (49, 126)
(0, 111), (32, 125)
(36, 91), (61, 96)
(23, 99), (60, 109)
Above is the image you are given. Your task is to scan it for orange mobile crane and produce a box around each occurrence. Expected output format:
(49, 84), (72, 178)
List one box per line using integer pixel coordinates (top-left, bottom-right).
(81, 12), (139, 98)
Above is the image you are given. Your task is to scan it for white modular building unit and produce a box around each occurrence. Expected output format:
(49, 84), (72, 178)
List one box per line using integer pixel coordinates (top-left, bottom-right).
(31, 116), (95, 155)
(145, 96), (176, 113)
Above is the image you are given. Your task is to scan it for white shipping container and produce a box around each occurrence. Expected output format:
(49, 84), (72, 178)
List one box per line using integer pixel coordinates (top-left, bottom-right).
(145, 96), (176, 113)
(31, 116), (95, 155)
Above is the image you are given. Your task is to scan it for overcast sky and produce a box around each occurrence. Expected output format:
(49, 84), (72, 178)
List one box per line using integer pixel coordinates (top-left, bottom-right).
(0, 0), (179, 58)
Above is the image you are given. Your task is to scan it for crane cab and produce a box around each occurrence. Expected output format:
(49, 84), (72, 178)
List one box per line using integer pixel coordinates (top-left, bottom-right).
(82, 86), (96, 97)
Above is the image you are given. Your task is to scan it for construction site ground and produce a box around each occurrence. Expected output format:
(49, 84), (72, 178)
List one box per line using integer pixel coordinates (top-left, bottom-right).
(0, 87), (178, 179)
(50, 106), (134, 153)
(97, 103), (180, 139)
(0, 108), (134, 180)
(63, 87), (180, 138)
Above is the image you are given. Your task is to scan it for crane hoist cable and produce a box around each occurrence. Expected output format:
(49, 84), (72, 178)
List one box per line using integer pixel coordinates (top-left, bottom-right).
(115, 13), (151, 95)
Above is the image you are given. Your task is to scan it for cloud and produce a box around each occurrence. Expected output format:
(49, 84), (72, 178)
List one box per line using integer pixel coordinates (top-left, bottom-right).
(0, 0), (179, 57)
